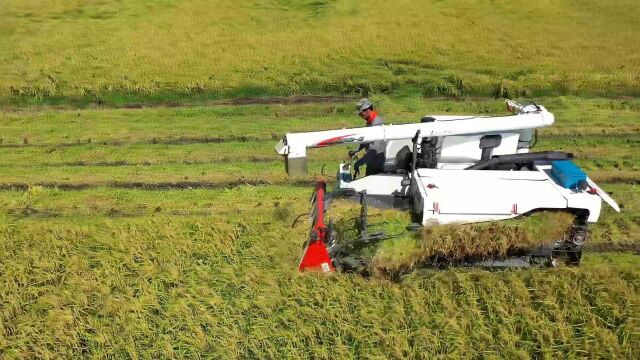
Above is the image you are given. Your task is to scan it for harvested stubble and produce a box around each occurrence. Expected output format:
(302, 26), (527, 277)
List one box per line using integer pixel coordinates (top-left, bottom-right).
(372, 211), (576, 277)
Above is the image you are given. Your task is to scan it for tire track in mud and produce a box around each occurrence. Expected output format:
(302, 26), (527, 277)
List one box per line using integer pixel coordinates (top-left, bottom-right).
(591, 176), (640, 185)
(6, 208), (252, 219)
(3, 95), (356, 112)
(0, 162), (635, 183)
(0, 179), (317, 191)
(0, 135), (269, 148)
(211, 95), (354, 106)
(0, 156), (276, 168)
(119, 95), (355, 108)
(584, 242), (640, 255)
(0, 174), (637, 191)
(0, 132), (636, 149)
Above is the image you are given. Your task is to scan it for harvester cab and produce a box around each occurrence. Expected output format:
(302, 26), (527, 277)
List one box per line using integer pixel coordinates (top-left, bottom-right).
(275, 100), (620, 273)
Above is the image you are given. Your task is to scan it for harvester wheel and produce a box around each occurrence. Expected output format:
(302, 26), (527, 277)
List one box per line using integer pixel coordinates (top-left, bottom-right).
(565, 218), (588, 265)
(565, 249), (583, 266)
(334, 256), (369, 275)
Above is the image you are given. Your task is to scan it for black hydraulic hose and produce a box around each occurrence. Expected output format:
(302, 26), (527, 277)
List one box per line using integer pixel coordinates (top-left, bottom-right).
(465, 151), (573, 170)
(411, 130), (421, 172)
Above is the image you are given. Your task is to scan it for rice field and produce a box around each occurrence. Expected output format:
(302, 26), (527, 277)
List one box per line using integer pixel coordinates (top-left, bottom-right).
(0, 96), (638, 358)
(1, 0), (639, 357)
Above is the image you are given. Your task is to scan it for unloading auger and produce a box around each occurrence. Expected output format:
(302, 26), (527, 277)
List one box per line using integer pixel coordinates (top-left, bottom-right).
(276, 100), (620, 273)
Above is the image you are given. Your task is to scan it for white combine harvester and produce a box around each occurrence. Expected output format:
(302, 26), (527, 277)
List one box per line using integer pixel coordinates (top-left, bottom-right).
(275, 100), (620, 273)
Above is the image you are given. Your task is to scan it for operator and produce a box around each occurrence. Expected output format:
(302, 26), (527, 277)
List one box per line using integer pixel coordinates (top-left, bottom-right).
(348, 98), (385, 177)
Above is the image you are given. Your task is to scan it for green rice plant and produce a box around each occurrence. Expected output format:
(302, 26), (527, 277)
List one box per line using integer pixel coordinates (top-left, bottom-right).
(3, 97), (640, 146)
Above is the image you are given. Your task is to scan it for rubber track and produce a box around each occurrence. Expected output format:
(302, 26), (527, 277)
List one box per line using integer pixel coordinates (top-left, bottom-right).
(584, 242), (640, 254)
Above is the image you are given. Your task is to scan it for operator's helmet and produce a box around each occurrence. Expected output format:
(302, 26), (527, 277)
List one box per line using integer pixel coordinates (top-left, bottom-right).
(356, 98), (373, 112)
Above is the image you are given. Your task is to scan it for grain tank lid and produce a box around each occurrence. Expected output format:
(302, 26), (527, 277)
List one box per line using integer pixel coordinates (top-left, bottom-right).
(586, 177), (621, 213)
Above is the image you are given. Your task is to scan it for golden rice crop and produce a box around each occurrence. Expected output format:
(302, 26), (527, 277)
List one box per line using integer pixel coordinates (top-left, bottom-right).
(0, 216), (637, 358)
(2, 0), (639, 105)
(372, 212), (576, 277)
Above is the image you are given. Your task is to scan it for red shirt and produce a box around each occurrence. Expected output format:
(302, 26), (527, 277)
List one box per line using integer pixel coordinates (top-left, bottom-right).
(367, 111), (379, 126)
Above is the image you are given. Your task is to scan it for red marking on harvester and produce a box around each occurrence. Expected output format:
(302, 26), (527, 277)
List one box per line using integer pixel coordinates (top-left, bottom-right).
(315, 134), (355, 147)
(298, 182), (335, 272)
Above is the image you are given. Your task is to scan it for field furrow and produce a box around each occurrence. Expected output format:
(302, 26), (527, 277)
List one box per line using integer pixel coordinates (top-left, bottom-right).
(2, 97), (639, 145)
(0, 134), (636, 168)
(0, 182), (637, 246)
(0, 165), (636, 192)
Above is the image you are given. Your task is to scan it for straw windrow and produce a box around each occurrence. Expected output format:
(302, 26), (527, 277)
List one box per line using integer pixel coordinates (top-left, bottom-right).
(371, 211), (576, 277)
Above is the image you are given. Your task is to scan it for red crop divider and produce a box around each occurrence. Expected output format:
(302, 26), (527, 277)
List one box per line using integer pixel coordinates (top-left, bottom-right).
(298, 181), (335, 273)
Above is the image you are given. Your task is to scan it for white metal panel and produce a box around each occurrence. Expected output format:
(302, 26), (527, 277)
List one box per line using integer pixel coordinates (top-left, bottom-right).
(492, 133), (522, 156)
(277, 109), (554, 161)
(427, 214), (515, 224)
(437, 163), (474, 170)
(586, 177), (620, 213)
(534, 164), (610, 222)
(415, 169), (567, 223)
(438, 133), (520, 163)
(417, 168), (550, 181)
(438, 135), (483, 163)
(383, 139), (413, 166)
(565, 192), (602, 222)
(339, 174), (406, 196)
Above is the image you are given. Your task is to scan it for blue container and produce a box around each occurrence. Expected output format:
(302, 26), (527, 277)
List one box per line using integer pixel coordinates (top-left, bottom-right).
(550, 160), (587, 189)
